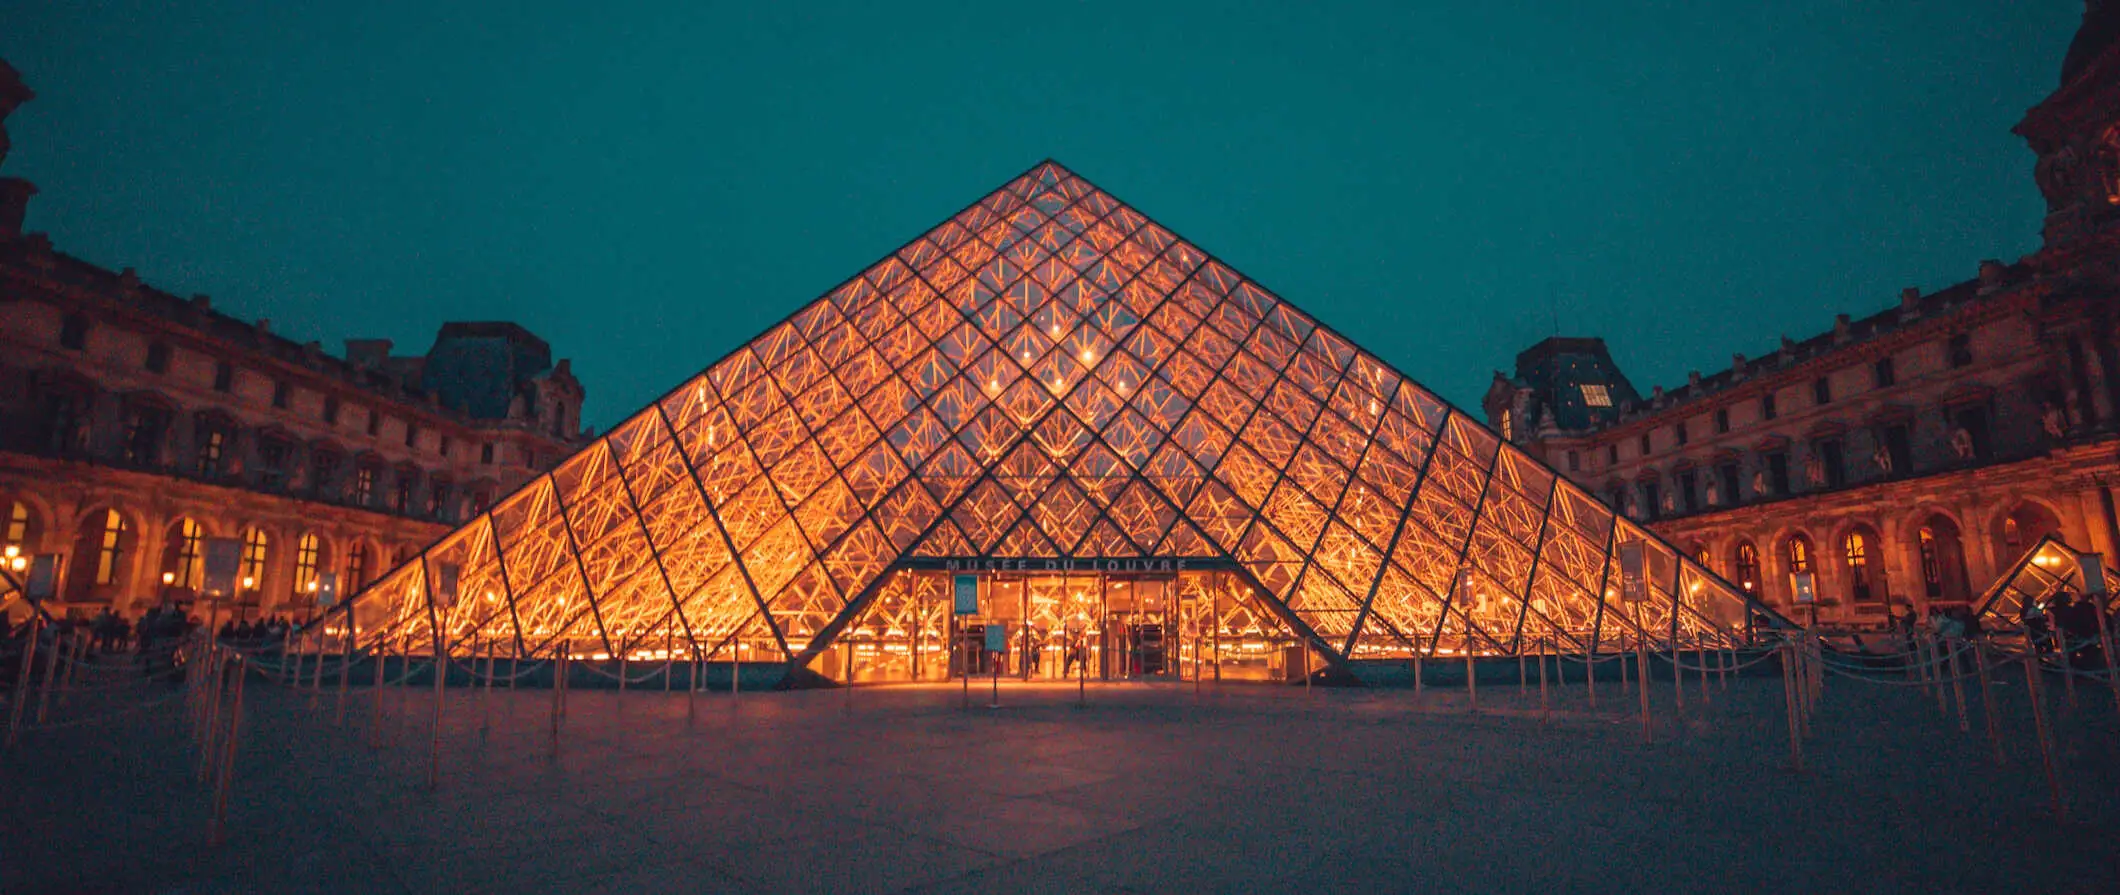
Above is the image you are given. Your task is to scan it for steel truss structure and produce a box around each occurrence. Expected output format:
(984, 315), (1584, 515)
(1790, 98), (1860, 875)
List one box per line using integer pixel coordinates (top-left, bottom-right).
(322, 160), (1786, 685)
(1974, 534), (2117, 632)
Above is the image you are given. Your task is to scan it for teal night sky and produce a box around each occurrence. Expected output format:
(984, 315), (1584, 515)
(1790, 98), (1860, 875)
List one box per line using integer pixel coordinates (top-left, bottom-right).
(0, 2), (2082, 428)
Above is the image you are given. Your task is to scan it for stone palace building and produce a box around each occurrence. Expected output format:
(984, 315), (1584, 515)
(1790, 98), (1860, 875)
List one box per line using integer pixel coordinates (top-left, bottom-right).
(1486, 5), (2120, 627)
(0, 58), (589, 622)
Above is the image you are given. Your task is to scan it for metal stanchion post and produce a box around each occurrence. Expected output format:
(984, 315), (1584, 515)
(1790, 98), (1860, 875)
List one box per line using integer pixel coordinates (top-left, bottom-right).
(1671, 636), (1684, 716)
(197, 652), (226, 782)
(2094, 587), (2120, 721)
(1585, 639), (1597, 709)
(5, 617), (41, 749)
(34, 629), (62, 725)
(1618, 632), (1630, 696)
(480, 635), (493, 739)
(369, 644), (385, 749)
(549, 651), (565, 760)
(1538, 636), (1550, 724)
(335, 635), (350, 726)
(1947, 636), (1969, 734)
(1464, 652), (1476, 713)
(2059, 632), (2078, 711)
(1697, 636), (1710, 706)
(1781, 640), (1803, 772)
(2023, 650), (2064, 818)
(1636, 638), (1652, 744)
(1975, 638), (2003, 766)
(427, 632), (447, 791)
(207, 658), (245, 848)
(1413, 652), (1422, 704)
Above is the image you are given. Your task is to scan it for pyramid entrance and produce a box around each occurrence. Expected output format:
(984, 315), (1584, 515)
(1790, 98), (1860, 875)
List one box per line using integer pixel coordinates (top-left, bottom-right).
(808, 563), (1322, 685)
(325, 160), (1783, 689)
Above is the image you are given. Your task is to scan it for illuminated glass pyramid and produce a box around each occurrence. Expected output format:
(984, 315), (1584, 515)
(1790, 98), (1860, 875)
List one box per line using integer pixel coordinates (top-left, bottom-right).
(336, 161), (1777, 682)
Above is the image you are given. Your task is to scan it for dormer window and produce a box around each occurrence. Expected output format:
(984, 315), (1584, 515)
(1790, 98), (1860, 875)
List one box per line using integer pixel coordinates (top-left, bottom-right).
(1580, 383), (1613, 407)
(59, 313), (89, 350)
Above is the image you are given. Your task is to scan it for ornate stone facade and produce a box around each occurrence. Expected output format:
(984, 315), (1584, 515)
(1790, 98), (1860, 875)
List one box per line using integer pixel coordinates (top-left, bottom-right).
(1486, 8), (2120, 627)
(0, 60), (590, 621)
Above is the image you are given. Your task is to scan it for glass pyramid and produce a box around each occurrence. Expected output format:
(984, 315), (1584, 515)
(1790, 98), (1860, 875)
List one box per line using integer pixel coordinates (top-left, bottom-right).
(330, 161), (1783, 683)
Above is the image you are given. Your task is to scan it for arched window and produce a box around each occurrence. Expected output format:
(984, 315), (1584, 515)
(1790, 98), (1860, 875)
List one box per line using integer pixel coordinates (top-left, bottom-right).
(161, 518), (205, 589)
(347, 542), (370, 591)
(4, 500), (35, 554)
(1917, 514), (1971, 602)
(93, 510), (129, 586)
(1919, 529), (1942, 596)
(1997, 503), (2062, 559)
(1843, 531), (1872, 602)
(294, 532), (323, 592)
(239, 528), (269, 592)
(1733, 542), (1761, 594)
(1500, 408), (1514, 442)
(1785, 535), (1811, 576)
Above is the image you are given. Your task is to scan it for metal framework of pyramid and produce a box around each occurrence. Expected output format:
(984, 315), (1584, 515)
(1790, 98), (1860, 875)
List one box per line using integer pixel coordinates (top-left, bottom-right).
(327, 160), (1782, 684)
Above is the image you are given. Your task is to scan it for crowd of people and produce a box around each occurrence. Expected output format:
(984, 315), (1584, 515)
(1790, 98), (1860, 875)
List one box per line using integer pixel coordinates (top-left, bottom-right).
(2019, 589), (2114, 670)
(1, 605), (306, 688)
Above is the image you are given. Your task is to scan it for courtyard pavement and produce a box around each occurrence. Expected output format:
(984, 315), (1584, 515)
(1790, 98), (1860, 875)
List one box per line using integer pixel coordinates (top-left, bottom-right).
(4, 668), (2117, 894)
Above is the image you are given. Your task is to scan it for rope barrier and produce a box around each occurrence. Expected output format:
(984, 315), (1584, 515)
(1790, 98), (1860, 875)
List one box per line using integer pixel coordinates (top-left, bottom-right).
(571, 657), (678, 686)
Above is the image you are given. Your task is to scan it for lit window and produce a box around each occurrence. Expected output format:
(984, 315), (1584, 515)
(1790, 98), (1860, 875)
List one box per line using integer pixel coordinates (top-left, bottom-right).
(93, 510), (129, 586)
(347, 543), (370, 591)
(1734, 542), (1760, 593)
(1786, 536), (1811, 575)
(240, 529), (269, 592)
(1844, 532), (1871, 601)
(295, 532), (322, 590)
(5, 501), (30, 550)
(165, 518), (204, 589)
(1580, 383), (1612, 407)
(1499, 408), (1514, 441)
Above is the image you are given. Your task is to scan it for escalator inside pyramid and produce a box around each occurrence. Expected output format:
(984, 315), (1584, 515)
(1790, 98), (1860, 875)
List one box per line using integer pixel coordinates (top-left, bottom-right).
(336, 160), (1772, 687)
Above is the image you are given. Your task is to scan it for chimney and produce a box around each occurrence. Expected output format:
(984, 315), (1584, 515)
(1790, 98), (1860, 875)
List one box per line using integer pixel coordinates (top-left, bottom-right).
(0, 61), (35, 239)
(0, 178), (32, 239)
(1731, 353), (1748, 380)
(344, 338), (393, 368)
(1977, 259), (2007, 293)
(1832, 314), (1851, 343)
(1688, 370), (1703, 390)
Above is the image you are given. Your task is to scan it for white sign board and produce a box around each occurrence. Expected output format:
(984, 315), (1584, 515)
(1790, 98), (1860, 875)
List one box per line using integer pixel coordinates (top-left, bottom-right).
(983, 622), (1007, 654)
(953, 573), (979, 615)
(434, 563), (461, 610)
(2077, 553), (2108, 597)
(1792, 571), (1815, 605)
(202, 538), (243, 597)
(26, 554), (58, 600)
(1619, 541), (1647, 603)
(316, 571), (340, 607)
